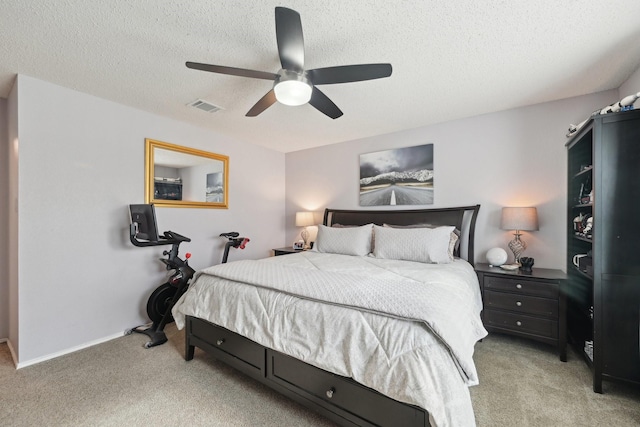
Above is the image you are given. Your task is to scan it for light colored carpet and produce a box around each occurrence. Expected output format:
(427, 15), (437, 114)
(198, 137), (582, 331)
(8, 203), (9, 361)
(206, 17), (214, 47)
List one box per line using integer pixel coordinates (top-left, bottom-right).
(1, 325), (639, 426)
(470, 335), (640, 426)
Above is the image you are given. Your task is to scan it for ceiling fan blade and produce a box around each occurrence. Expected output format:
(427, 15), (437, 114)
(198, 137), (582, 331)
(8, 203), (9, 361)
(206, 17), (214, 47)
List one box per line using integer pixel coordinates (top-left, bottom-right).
(186, 62), (278, 81)
(309, 87), (343, 119)
(246, 89), (277, 117)
(275, 7), (305, 72)
(307, 64), (392, 85)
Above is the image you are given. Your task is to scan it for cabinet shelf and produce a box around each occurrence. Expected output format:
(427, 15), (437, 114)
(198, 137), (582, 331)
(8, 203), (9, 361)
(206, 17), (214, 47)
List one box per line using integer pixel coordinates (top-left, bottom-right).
(573, 165), (593, 178)
(572, 235), (593, 243)
(572, 203), (593, 208)
(570, 266), (593, 280)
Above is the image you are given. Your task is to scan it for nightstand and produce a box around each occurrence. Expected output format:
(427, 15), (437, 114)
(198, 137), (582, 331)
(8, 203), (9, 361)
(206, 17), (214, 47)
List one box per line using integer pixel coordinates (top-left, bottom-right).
(475, 263), (567, 361)
(273, 247), (304, 256)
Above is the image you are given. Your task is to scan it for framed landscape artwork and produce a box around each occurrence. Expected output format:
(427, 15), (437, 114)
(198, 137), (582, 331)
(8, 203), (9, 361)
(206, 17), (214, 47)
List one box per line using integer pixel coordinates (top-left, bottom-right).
(206, 172), (224, 203)
(359, 144), (434, 206)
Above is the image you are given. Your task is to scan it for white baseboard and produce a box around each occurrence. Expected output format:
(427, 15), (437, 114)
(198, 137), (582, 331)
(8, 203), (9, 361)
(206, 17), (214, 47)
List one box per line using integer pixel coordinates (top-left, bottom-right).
(16, 331), (125, 369)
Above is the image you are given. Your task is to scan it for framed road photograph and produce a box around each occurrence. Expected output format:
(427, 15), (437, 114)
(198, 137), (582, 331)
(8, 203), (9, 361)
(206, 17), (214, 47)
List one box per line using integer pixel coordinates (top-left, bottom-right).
(359, 144), (434, 206)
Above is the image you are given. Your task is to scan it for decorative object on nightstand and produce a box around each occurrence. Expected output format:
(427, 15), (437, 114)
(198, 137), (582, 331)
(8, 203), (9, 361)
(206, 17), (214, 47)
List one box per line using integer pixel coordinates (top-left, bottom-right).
(295, 211), (315, 249)
(519, 257), (534, 273)
(486, 247), (508, 267)
(501, 207), (539, 264)
(475, 263), (567, 361)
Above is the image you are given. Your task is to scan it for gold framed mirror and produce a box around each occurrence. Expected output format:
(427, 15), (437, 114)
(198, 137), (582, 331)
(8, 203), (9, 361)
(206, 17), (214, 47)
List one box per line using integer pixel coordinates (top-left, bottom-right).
(145, 138), (229, 209)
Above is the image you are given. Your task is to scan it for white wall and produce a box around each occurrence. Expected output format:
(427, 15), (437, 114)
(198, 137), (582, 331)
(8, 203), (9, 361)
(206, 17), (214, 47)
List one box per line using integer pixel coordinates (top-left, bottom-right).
(285, 90), (619, 270)
(5, 64), (637, 363)
(0, 97), (7, 340)
(10, 75), (285, 365)
(619, 65), (640, 102)
(7, 81), (19, 355)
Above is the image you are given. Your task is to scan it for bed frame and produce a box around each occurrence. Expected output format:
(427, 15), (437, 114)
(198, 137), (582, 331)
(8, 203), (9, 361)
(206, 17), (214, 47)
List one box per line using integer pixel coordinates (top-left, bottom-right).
(184, 205), (480, 427)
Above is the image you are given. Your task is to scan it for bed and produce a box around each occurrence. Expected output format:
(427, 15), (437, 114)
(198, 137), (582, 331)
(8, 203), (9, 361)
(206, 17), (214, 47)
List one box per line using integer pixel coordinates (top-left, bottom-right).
(172, 205), (485, 427)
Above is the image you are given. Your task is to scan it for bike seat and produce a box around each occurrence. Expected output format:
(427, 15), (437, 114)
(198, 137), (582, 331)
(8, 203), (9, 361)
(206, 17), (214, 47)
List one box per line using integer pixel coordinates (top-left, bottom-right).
(220, 231), (239, 238)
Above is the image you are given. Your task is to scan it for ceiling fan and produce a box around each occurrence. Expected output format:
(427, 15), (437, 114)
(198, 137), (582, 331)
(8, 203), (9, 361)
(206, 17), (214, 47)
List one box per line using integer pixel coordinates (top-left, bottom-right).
(186, 6), (392, 119)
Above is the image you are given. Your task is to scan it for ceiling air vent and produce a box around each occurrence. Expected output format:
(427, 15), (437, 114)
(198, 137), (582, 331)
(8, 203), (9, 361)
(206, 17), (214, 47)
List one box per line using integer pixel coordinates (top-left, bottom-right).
(187, 99), (223, 113)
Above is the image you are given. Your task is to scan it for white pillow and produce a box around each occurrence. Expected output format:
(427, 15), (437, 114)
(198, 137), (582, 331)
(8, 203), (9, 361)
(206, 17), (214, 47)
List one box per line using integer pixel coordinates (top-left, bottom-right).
(383, 223), (459, 259)
(313, 224), (373, 256)
(373, 224), (455, 263)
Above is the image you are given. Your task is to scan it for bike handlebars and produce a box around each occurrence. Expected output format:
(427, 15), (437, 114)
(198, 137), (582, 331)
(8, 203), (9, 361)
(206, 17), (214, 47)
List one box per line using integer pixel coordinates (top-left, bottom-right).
(161, 230), (191, 243)
(129, 224), (191, 247)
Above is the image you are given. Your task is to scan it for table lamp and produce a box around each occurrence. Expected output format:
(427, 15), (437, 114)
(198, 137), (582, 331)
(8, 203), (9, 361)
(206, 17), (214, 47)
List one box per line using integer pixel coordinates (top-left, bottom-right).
(500, 207), (539, 264)
(295, 212), (315, 249)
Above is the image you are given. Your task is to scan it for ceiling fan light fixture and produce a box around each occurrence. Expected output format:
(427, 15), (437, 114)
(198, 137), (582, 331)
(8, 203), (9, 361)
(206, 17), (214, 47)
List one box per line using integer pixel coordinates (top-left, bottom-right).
(274, 72), (312, 106)
(186, 7), (391, 118)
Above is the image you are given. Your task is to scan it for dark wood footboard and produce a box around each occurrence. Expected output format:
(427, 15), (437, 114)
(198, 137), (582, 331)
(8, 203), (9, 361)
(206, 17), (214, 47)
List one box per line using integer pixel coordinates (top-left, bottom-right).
(185, 316), (431, 427)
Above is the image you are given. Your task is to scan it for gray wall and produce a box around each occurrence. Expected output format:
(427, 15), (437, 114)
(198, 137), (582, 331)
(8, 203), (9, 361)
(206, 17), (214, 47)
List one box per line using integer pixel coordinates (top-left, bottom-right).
(285, 90), (620, 269)
(3, 64), (639, 361)
(619, 66), (640, 99)
(0, 98), (7, 341)
(154, 165), (179, 179)
(6, 75), (285, 365)
(7, 80), (19, 354)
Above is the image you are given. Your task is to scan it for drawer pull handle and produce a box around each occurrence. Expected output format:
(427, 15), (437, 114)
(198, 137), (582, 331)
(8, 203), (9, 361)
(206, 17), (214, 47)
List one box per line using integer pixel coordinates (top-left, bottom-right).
(516, 284), (522, 289)
(516, 321), (522, 326)
(326, 387), (335, 399)
(516, 301), (522, 307)
(216, 339), (225, 346)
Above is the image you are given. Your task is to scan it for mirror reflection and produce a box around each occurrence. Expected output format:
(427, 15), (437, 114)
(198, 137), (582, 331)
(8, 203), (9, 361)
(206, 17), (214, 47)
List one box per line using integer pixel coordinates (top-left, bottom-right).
(145, 139), (229, 209)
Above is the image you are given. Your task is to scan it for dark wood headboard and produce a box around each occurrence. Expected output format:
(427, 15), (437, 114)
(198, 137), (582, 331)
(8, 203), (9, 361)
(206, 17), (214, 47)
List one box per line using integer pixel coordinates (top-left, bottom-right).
(323, 205), (481, 265)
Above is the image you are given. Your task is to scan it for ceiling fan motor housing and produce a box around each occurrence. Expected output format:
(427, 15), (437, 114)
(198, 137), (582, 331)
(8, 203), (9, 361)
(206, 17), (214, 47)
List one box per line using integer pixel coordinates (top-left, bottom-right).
(274, 69), (312, 106)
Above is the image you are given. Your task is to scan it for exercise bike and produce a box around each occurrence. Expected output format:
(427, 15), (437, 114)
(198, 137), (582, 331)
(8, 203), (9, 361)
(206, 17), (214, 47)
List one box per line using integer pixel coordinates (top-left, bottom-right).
(127, 204), (196, 348)
(127, 204), (249, 348)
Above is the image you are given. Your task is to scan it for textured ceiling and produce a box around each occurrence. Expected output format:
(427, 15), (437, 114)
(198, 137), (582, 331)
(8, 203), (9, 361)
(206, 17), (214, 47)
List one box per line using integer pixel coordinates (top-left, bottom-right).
(2, 1), (640, 152)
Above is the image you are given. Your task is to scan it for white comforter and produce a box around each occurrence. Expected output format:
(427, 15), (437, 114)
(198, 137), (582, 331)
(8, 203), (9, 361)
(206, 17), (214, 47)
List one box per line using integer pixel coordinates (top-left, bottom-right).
(173, 252), (487, 427)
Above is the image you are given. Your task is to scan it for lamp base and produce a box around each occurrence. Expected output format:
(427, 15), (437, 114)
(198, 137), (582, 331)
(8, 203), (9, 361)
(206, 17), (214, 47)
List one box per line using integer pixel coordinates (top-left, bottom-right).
(301, 228), (310, 249)
(508, 232), (527, 264)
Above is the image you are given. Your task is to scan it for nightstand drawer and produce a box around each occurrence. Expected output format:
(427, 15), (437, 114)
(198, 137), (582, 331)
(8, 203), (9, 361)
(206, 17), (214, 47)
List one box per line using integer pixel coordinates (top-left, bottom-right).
(484, 290), (558, 317)
(484, 310), (558, 339)
(484, 275), (558, 298)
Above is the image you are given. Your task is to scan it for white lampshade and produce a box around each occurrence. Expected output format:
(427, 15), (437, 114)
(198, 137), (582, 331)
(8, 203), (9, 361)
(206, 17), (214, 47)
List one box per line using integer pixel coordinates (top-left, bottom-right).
(500, 207), (539, 231)
(295, 211), (315, 227)
(274, 80), (312, 106)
